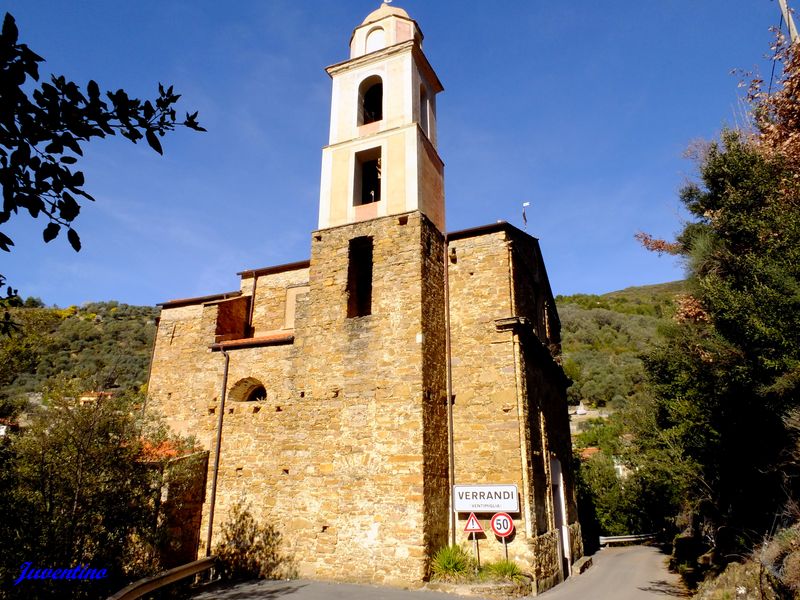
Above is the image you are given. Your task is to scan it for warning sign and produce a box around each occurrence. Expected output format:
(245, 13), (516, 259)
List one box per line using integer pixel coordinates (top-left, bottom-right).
(464, 512), (483, 533)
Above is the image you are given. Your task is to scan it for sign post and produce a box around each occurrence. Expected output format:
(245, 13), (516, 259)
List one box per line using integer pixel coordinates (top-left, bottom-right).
(464, 512), (483, 569)
(490, 512), (515, 561)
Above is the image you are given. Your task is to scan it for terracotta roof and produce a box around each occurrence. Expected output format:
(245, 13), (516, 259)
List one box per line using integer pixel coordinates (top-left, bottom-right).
(446, 220), (540, 242)
(140, 439), (181, 461)
(210, 332), (295, 351)
(159, 291), (242, 309)
(237, 260), (310, 278)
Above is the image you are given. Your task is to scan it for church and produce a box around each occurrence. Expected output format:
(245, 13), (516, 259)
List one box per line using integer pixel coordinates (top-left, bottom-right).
(147, 3), (581, 593)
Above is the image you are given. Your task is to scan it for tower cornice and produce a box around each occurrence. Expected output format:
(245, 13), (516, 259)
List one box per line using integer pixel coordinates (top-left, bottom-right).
(326, 40), (443, 93)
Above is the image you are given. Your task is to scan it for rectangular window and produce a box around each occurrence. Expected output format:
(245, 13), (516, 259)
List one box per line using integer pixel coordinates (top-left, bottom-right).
(354, 147), (381, 206)
(214, 296), (250, 342)
(347, 236), (373, 317)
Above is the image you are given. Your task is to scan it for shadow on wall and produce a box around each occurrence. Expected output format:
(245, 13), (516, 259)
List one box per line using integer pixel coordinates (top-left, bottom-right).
(214, 500), (298, 582)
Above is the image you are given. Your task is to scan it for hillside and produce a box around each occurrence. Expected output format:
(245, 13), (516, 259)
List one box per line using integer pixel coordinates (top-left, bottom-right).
(0, 301), (158, 410)
(0, 280), (683, 414)
(556, 281), (686, 408)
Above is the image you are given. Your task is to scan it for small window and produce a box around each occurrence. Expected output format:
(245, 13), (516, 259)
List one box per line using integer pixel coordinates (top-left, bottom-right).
(347, 236), (373, 318)
(354, 147), (381, 206)
(358, 76), (383, 125)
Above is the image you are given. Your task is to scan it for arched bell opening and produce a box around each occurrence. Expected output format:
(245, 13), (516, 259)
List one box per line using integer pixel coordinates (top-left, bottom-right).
(358, 75), (383, 125)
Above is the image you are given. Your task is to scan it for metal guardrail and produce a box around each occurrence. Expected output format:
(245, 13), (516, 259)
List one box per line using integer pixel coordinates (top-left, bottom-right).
(106, 556), (216, 600)
(599, 533), (656, 547)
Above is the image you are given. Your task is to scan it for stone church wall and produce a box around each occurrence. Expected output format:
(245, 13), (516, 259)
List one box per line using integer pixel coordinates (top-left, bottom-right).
(447, 228), (535, 568)
(285, 211), (447, 584)
(445, 225), (581, 588)
(149, 303), (225, 448)
(147, 218), (579, 588)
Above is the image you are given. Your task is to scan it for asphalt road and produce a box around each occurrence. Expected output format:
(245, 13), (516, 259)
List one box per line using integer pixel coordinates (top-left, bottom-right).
(539, 545), (687, 600)
(189, 545), (685, 599)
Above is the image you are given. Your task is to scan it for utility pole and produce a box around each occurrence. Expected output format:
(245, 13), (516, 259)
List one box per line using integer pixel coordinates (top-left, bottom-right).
(778, 0), (799, 44)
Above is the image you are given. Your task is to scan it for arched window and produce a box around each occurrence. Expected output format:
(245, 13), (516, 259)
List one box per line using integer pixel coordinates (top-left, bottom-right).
(245, 385), (266, 402)
(229, 377), (267, 402)
(365, 27), (385, 54)
(359, 76), (383, 125)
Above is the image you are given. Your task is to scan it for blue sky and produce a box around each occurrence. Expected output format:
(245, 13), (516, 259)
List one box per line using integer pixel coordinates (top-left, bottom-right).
(2, 1), (786, 306)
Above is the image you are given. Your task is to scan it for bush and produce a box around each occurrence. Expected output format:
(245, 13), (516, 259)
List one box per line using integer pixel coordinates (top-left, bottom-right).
(430, 545), (475, 581)
(0, 382), (196, 599)
(214, 501), (296, 581)
(481, 560), (524, 582)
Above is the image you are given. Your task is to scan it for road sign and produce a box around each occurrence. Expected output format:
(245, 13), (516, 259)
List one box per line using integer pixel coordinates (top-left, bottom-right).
(490, 512), (514, 538)
(464, 513), (483, 533)
(453, 484), (519, 513)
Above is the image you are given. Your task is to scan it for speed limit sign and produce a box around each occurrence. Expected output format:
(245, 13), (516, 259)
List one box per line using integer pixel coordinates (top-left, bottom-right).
(490, 512), (514, 538)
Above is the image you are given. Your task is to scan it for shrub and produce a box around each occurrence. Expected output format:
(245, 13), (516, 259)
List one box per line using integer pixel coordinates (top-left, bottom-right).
(481, 560), (524, 582)
(430, 545), (475, 581)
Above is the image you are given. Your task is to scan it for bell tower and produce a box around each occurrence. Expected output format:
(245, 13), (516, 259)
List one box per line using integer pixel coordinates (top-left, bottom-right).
(318, 2), (445, 231)
(292, 3), (450, 582)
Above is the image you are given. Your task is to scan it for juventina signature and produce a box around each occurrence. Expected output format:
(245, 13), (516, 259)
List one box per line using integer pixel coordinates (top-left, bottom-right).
(13, 562), (108, 586)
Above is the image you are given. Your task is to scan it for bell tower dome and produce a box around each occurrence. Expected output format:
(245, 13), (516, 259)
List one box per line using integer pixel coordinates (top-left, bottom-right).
(318, 2), (445, 231)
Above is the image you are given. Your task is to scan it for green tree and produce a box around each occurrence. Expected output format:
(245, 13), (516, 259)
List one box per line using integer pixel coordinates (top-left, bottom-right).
(636, 74), (800, 557)
(0, 302), (157, 406)
(0, 380), (195, 599)
(0, 12), (204, 331)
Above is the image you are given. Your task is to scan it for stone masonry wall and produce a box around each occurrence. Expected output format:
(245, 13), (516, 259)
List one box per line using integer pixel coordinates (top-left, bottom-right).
(289, 211), (448, 584)
(447, 230), (536, 569)
(447, 225), (581, 588)
(149, 304), (225, 448)
(241, 268), (310, 335)
(508, 232), (579, 527)
(508, 230), (582, 586)
(148, 213), (447, 585)
(419, 220), (449, 564)
(147, 217), (575, 589)
(160, 451), (209, 568)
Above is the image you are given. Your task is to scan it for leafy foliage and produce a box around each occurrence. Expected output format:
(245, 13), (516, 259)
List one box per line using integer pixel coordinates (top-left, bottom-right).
(556, 281), (683, 408)
(556, 283), (689, 543)
(629, 39), (800, 563)
(571, 42), (800, 560)
(750, 34), (800, 175)
(639, 129), (800, 556)
(0, 301), (157, 410)
(0, 12), (203, 332)
(0, 381), (195, 599)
